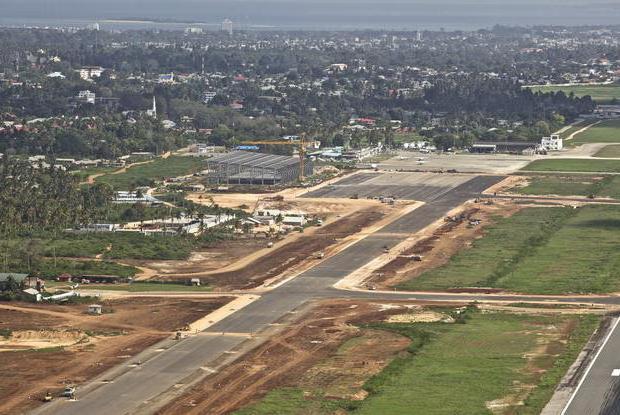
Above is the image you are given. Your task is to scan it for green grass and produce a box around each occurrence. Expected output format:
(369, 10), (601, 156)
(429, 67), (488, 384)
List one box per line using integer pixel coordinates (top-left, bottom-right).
(523, 158), (620, 173)
(594, 145), (620, 158)
(530, 84), (620, 104)
(519, 315), (600, 412)
(558, 120), (598, 140)
(354, 313), (597, 415)
(570, 119), (620, 146)
(94, 156), (206, 189)
(399, 205), (620, 294)
(71, 166), (119, 182)
(3, 233), (198, 261)
(236, 311), (600, 415)
(236, 388), (343, 415)
(35, 259), (136, 278)
(515, 175), (620, 199)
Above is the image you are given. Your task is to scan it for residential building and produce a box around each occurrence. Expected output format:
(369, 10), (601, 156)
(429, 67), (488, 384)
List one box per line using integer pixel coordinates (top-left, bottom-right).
(158, 73), (174, 84)
(79, 66), (104, 80)
(541, 134), (563, 151)
(77, 90), (96, 104)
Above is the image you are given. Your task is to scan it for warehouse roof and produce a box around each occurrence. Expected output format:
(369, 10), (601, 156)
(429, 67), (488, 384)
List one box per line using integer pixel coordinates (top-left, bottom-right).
(208, 151), (300, 170)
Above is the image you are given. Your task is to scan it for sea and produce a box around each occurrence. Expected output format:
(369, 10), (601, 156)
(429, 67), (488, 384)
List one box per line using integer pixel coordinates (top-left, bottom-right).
(1, 0), (619, 31)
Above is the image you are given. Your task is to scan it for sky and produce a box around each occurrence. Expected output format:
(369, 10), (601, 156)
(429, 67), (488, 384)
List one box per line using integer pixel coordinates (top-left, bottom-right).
(2, 0), (619, 30)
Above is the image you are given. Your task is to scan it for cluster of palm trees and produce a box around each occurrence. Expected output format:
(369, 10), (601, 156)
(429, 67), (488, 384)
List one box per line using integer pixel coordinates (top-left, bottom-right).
(0, 157), (114, 237)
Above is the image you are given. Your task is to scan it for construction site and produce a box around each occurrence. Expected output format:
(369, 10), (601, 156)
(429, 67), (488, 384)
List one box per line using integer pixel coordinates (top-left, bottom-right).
(0, 297), (232, 414)
(6, 155), (620, 415)
(205, 151), (314, 185)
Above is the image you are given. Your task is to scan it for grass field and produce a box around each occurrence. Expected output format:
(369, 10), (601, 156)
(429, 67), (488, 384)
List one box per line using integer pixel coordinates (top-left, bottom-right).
(558, 119), (597, 140)
(515, 175), (620, 199)
(399, 205), (620, 294)
(4, 233), (199, 261)
(594, 145), (620, 158)
(569, 119), (620, 146)
(530, 84), (620, 104)
(72, 166), (119, 182)
(15, 258), (137, 279)
(523, 158), (620, 173)
(94, 156), (207, 189)
(236, 310), (599, 415)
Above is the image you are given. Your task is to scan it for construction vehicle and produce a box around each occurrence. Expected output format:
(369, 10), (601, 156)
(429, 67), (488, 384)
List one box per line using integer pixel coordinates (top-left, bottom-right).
(243, 133), (313, 181)
(62, 386), (76, 399)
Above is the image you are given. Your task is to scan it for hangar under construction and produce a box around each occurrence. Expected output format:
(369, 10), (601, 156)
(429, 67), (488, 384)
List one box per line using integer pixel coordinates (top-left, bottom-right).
(206, 151), (313, 185)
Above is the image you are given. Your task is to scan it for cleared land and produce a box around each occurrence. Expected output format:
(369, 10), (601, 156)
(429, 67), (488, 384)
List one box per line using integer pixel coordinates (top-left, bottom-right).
(178, 207), (387, 290)
(569, 119), (620, 146)
(94, 156), (206, 189)
(512, 175), (620, 199)
(161, 301), (599, 415)
(523, 159), (620, 173)
(399, 205), (620, 294)
(530, 84), (620, 104)
(0, 297), (230, 414)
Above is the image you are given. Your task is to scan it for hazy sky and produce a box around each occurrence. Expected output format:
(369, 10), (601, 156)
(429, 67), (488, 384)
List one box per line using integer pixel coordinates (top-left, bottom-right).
(2, 0), (619, 30)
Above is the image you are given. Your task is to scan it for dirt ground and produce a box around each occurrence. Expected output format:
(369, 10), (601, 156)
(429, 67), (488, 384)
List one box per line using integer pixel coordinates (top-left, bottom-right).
(135, 238), (269, 276)
(0, 297), (230, 414)
(156, 300), (455, 415)
(156, 206), (388, 290)
(129, 191), (386, 284)
(368, 200), (523, 289)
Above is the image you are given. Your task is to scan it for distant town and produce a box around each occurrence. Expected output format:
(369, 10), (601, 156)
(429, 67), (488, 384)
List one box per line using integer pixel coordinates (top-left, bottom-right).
(1, 21), (620, 415)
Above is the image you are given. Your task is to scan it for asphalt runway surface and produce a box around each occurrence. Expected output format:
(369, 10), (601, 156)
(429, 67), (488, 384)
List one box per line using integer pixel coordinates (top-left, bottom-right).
(42, 173), (611, 415)
(303, 171), (475, 201)
(563, 318), (620, 415)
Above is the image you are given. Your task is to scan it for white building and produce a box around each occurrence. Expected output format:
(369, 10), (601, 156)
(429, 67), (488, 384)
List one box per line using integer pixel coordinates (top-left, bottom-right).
(185, 27), (203, 34)
(79, 66), (104, 80)
(541, 134), (563, 151)
(146, 96), (157, 118)
(203, 91), (217, 103)
(256, 209), (307, 226)
(77, 90), (96, 104)
(221, 19), (233, 35)
(47, 72), (66, 79)
(114, 191), (162, 205)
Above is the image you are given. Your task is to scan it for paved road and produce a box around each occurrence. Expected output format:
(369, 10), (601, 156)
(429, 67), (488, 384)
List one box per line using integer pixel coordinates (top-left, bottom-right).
(482, 194), (620, 205)
(35, 174), (571, 415)
(563, 318), (620, 415)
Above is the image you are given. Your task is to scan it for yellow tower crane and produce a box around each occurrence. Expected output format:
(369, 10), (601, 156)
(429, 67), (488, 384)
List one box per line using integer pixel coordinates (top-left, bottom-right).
(243, 133), (311, 181)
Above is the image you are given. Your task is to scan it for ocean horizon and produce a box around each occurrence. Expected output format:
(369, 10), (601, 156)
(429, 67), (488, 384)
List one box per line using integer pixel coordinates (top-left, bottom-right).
(1, 0), (619, 31)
